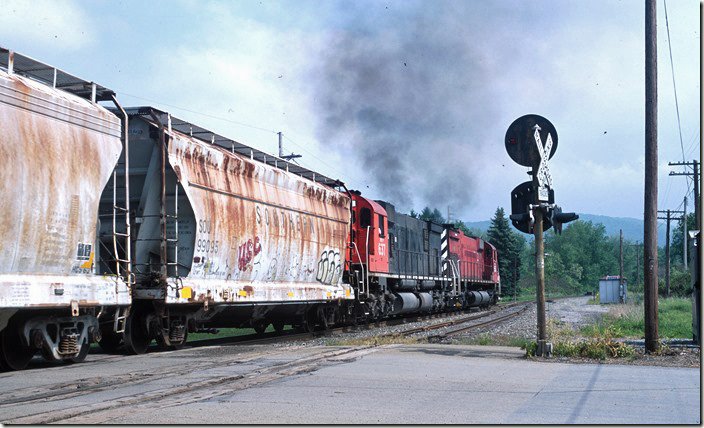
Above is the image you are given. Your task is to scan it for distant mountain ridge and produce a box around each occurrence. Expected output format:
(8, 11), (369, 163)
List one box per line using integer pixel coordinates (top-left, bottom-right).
(463, 213), (668, 244)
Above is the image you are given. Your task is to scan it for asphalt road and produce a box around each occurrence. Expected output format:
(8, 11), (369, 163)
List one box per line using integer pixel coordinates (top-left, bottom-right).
(0, 344), (699, 424)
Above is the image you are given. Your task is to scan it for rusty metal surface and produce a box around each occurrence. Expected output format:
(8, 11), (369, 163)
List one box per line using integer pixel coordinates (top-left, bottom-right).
(0, 69), (128, 307)
(164, 129), (353, 303)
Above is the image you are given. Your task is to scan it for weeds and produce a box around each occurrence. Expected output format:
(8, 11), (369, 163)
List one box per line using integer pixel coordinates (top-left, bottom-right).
(325, 335), (422, 346)
(524, 319), (635, 360)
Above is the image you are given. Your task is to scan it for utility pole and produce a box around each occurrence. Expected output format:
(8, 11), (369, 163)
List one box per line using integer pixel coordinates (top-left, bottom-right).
(658, 209), (684, 297)
(684, 196), (688, 269)
(620, 230), (624, 303)
(277, 132), (302, 162)
(670, 160), (701, 266)
(665, 211), (670, 297)
(634, 243), (640, 287)
(644, 0), (659, 353)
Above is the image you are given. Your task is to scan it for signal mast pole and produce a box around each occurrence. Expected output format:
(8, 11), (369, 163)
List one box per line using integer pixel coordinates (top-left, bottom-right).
(533, 193), (547, 353)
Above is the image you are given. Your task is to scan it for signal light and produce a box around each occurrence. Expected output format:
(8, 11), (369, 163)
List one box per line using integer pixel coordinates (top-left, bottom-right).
(551, 206), (578, 235)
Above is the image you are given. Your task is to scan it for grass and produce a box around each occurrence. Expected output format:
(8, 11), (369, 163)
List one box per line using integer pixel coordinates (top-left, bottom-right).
(581, 297), (692, 339)
(498, 294), (536, 304)
(187, 325), (289, 342)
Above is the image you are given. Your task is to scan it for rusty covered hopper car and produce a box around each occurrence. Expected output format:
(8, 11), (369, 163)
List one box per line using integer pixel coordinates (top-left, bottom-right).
(0, 48), (131, 370)
(110, 107), (354, 354)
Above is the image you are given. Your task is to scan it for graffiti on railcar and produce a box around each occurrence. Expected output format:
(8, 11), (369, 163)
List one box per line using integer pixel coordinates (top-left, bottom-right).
(316, 249), (341, 285)
(238, 236), (262, 271)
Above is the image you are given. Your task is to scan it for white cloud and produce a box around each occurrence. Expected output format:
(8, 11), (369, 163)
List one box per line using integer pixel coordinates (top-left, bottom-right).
(0, 0), (95, 51)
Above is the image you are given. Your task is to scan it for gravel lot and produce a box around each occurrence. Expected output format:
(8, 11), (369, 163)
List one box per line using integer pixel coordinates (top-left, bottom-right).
(285, 296), (700, 368)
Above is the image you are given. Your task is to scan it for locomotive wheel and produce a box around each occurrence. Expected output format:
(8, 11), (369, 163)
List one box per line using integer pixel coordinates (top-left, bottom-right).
(123, 307), (152, 355)
(98, 330), (123, 353)
(0, 324), (35, 371)
(253, 321), (269, 335)
(272, 321), (285, 332)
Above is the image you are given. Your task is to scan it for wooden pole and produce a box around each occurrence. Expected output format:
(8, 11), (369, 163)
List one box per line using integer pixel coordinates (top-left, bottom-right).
(619, 230), (624, 303)
(684, 196), (688, 269)
(644, 0), (659, 353)
(534, 205), (547, 356)
(666, 210), (671, 297)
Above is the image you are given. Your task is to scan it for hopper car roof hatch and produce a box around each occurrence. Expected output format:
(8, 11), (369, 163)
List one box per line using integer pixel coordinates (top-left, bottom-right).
(126, 106), (346, 190)
(0, 47), (115, 102)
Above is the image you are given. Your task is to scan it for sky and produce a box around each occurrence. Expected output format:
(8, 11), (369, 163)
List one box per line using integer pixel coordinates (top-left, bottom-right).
(1, 0), (700, 225)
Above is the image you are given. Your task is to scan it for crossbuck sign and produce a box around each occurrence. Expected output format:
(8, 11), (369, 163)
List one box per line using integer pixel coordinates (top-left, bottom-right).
(533, 124), (553, 201)
(504, 114), (558, 202)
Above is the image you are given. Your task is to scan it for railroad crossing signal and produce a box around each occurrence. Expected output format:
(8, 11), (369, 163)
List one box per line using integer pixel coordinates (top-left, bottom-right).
(504, 114), (578, 358)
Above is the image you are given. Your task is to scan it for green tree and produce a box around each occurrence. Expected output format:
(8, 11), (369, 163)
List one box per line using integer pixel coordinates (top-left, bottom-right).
(486, 207), (523, 297)
(543, 220), (619, 295)
(419, 206), (446, 224)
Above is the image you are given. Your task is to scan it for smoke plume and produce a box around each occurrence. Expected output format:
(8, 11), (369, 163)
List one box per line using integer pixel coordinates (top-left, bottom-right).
(309, 2), (503, 215)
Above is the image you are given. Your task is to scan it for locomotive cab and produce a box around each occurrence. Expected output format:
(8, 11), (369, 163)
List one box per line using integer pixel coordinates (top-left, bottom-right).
(349, 192), (389, 273)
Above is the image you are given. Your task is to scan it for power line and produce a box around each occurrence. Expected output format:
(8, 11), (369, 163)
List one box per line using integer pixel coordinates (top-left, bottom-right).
(118, 91), (278, 135)
(663, 0), (690, 191)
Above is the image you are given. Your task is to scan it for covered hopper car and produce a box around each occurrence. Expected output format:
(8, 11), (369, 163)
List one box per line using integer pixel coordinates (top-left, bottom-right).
(0, 48), (131, 369)
(98, 107), (355, 354)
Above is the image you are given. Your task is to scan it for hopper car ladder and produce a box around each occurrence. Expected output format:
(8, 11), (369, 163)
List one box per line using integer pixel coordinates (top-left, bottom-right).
(110, 100), (133, 334)
(165, 183), (180, 279)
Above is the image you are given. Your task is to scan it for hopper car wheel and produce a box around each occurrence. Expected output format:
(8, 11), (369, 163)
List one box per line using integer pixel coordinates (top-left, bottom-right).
(272, 321), (285, 332)
(156, 331), (188, 350)
(68, 343), (90, 364)
(124, 307), (152, 355)
(41, 347), (58, 363)
(316, 307), (329, 330)
(0, 323), (35, 371)
(98, 330), (123, 353)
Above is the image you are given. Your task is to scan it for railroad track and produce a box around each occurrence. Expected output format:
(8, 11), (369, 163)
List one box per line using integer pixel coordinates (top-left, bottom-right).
(375, 301), (531, 341)
(424, 302), (531, 341)
(0, 345), (379, 424)
(186, 302), (532, 347)
(185, 305), (500, 347)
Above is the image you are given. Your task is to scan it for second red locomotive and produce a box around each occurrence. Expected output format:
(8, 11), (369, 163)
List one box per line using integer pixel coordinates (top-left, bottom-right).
(346, 192), (500, 322)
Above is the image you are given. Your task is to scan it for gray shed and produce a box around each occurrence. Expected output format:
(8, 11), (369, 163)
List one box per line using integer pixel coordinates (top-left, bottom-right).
(599, 276), (627, 304)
